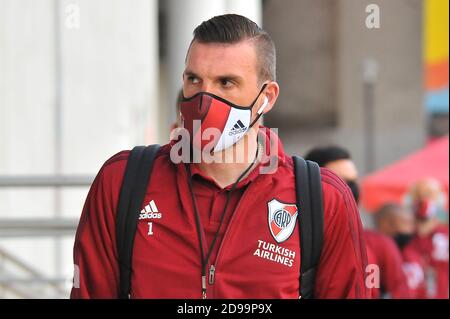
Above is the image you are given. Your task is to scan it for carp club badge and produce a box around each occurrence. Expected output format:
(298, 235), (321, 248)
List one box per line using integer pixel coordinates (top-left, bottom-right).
(268, 199), (298, 243)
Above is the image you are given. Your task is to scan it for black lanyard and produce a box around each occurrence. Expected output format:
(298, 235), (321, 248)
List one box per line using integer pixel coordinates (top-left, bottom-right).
(185, 145), (260, 299)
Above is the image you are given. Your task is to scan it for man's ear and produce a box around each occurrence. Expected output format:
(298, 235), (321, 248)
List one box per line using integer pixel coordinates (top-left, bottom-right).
(262, 81), (280, 114)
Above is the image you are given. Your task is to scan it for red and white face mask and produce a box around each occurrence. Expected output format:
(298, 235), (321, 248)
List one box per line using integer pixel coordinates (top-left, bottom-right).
(180, 84), (268, 153)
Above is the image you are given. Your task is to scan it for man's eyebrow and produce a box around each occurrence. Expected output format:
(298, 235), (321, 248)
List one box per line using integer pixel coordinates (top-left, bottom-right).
(183, 70), (200, 78)
(216, 74), (243, 83)
(183, 70), (243, 83)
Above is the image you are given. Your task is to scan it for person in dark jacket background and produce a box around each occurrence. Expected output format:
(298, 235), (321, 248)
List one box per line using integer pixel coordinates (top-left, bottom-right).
(305, 146), (411, 298)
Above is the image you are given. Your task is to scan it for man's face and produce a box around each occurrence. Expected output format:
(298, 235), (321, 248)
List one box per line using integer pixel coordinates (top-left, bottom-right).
(414, 178), (442, 202)
(393, 208), (416, 235)
(324, 159), (360, 203)
(183, 40), (264, 111)
(324, 159), (359, 182)
(377, 207), (415, 237)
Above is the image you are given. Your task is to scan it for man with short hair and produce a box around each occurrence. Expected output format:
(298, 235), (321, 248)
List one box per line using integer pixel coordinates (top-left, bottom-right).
(305, 146), (410, 298)
(375, 203), (428, 299)
(404, 179), (449, 299)
(71, 14), (369, 299)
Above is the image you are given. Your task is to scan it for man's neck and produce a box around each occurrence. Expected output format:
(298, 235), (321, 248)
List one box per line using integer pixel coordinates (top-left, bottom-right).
(195, 128), (260, 189)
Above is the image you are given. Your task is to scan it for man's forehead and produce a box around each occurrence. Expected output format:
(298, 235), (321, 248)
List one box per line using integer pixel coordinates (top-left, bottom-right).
(325, 159), (359, 180)
(185, 40), (258, 78)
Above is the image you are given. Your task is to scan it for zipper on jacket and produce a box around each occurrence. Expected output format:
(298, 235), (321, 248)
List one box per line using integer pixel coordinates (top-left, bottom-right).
(202, 275), (207, 299)
(212, 180), (257, 271)
(206, 180), (260, 298)
(208, 265), (216, 285)
(186, 153), (262, 299)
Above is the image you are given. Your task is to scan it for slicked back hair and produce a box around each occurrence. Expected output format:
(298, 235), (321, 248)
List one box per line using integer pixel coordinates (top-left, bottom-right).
(188, 14), (276, 84)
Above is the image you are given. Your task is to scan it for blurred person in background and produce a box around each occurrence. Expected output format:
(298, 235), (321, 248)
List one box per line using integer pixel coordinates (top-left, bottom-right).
(305, 146), (411, 299)
(404, 178), (449, 299)
(375, 203), (428, 298)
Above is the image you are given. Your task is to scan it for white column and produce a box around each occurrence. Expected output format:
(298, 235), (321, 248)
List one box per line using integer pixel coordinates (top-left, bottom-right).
(0, 0), (56, 279)
(0, 0), (160, 297)
(61, 0), (160, 172)
(164, 0), (263, 139)
(225, 0), (262, 26)
(166, 0), (226, 133)
(145, 0), (160, 145)
(60, 0), (160, 285)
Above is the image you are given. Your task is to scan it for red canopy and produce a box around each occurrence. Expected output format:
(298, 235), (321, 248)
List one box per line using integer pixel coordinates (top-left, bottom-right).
(361, 135), (449, 213)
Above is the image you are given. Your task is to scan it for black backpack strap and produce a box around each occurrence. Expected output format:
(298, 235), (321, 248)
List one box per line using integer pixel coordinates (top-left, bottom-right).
(293, 156), (324, 299)
(116, 144), (160, 299)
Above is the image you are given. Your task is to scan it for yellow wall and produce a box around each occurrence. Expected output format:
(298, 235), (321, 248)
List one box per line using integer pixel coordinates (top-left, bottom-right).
(424, 0), (449, 64)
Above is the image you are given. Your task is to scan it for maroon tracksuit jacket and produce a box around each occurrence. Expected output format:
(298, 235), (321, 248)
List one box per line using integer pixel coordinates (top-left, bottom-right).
(71, 127), (370, 298)
(364, 229), (411, 298)
(401, 244), (428, 299)
(409, 225), (449, 299)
